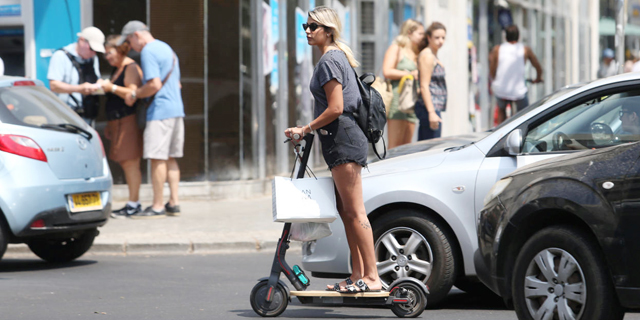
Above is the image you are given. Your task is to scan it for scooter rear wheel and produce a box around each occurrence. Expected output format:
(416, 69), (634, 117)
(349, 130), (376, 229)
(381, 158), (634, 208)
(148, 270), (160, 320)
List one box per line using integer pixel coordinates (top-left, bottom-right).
(390, 282), (427, 318)
(250, 280), (289, 317)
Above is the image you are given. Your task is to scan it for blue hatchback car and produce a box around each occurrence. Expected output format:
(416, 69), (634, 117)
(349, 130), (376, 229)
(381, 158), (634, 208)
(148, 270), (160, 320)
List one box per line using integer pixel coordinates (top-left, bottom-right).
(0, 76), (112, 262)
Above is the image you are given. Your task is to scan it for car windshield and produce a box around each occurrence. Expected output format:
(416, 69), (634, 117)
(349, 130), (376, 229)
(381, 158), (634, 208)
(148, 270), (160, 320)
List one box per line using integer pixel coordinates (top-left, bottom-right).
(490, 84), (584, 132)
(0, 86), (85, 127)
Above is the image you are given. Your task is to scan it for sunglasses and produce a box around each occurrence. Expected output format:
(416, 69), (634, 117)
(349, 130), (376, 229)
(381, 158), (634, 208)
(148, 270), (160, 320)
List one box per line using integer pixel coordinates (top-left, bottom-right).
(302, 23), (326, 32)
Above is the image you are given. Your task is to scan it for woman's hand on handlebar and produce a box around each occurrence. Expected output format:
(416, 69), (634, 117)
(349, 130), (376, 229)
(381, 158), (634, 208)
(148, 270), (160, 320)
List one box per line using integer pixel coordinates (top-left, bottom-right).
(285, 126), (305, 143)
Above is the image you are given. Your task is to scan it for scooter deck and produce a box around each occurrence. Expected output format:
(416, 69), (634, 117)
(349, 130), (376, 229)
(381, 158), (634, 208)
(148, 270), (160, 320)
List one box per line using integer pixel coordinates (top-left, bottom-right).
(290, 290), (390, 298)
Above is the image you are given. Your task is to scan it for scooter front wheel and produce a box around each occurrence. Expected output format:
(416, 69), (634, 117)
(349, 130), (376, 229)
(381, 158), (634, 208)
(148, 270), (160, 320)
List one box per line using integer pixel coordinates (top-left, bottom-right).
(390, 282), (427, 318)
(250, 280), (289, 317)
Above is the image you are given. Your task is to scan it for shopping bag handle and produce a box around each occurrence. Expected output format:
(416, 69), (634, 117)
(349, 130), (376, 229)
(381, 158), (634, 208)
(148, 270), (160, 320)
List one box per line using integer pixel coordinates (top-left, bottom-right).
(285, 134), (317, 180)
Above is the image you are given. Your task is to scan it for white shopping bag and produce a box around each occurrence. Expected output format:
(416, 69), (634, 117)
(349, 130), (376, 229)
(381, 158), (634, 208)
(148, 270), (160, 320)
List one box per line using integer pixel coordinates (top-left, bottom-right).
(272, 176), (339, 223)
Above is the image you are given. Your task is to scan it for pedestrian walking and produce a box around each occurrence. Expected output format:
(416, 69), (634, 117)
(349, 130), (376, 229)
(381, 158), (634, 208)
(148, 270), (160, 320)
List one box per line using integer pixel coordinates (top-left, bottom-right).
(285, 6), (382, 293)
(382, 19), (424, 149)
(118, 20), (185, 219)
(489, 24), (542, 125)
(416, 22), (447, 140)
(99, 35), (144, 219)
(598, 48), (618, 78)
(48, 26), (105, 126)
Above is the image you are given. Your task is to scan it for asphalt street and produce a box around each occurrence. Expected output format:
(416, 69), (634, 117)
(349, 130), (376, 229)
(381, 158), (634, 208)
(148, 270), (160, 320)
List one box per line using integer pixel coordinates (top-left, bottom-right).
(1, 251), (640, 319)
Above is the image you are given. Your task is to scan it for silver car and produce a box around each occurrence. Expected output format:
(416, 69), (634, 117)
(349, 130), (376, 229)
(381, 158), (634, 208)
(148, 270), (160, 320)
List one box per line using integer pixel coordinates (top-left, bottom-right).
(0, 76), (112, 262)
(302, 73), (640, 305)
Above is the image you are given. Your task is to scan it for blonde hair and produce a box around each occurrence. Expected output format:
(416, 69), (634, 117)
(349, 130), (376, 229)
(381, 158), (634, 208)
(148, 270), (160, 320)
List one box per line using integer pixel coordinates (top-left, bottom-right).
(308, 6), (359, 67)
(394, 19), (423, 49)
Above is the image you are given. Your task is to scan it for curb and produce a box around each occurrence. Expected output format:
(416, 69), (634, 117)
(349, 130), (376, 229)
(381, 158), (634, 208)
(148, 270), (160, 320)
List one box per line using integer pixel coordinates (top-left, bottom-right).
(5, 241), (300, 257)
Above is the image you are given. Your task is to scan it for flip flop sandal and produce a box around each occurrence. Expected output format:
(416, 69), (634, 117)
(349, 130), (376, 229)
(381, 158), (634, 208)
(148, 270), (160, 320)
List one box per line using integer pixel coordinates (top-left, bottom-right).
(340, 284), (359, 293)
(354, 279), (382, 292)
(327, 278), (354, 291)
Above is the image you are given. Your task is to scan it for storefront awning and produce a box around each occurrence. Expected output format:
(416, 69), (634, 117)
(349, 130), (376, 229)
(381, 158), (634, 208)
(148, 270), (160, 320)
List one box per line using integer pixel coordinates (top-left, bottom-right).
(600, 17), (640, 36)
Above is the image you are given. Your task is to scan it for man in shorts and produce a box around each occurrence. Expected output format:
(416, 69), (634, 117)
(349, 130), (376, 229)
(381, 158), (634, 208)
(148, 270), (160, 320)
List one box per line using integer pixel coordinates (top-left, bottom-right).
(118, 20), (185, 219)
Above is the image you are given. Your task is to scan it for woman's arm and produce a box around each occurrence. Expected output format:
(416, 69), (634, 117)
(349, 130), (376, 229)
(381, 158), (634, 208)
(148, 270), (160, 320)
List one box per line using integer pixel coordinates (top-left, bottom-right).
(285, 79), (343, 140)
(102, 64), (143, 106)
(382, 43), (415, 80)
(417, 50), (442, 129)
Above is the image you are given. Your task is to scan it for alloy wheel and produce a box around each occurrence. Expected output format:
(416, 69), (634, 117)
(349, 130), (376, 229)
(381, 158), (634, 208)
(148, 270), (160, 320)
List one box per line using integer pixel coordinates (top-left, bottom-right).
(374, 227), (433, 289)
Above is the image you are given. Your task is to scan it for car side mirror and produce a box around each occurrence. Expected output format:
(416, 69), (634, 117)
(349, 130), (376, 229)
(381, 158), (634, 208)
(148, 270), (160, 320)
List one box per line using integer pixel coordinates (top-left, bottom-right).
(505, 129), (522, 156)
(591, 122), (614, 145)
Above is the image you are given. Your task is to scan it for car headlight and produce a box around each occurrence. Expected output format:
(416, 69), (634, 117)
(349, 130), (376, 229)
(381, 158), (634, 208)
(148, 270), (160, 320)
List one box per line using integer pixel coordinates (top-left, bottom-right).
(483, 177), (513, 207)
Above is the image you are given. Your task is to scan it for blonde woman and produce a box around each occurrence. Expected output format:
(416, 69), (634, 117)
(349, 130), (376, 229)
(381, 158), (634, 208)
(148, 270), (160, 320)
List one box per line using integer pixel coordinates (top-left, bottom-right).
(416, 22), (447, 140)
(100, 35), (144, 218)
(285, 6), (382, 293)
(382, 19), (424, 149)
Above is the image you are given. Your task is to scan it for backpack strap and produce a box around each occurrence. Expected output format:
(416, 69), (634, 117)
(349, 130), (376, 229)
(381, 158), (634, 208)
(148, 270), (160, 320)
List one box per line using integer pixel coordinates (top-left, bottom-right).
(59, 48), (95, 109)
(372, 137), (387, 160)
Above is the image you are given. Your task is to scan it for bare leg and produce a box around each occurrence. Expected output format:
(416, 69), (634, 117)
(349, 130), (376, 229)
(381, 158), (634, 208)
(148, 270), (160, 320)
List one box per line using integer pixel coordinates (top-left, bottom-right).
(119, 158), (142, 202)
(150, 159), (167, 211)
(387, 119), (406, 150)
(326, 190), (363, 290)
(496, 107), (506, 126)
(167, 158), (180, 206)
(402, 121), (416, 146)
(331, 162), (381, 291)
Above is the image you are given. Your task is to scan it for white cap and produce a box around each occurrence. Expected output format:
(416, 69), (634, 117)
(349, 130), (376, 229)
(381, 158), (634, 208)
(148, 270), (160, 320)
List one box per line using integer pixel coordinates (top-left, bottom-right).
(77, 27), (105, 53)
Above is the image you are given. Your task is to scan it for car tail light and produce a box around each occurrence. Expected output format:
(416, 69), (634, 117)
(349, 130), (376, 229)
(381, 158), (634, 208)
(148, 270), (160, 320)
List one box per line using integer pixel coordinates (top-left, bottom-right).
(0, 134), (47, 162)
(30, 219), (45, 229)
(13, 80), (36, 86)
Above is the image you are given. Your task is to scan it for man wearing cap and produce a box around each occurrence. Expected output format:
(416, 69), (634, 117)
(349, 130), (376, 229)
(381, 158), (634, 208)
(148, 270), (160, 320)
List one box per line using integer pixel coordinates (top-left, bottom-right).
(48, 26), (105, 126)
(118, 20), (185, 219)
(598, 48), (618, 78)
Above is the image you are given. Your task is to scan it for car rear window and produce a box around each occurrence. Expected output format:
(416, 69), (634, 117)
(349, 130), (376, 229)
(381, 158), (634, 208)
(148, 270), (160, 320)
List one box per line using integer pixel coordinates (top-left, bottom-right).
(0, 86), (85, 127)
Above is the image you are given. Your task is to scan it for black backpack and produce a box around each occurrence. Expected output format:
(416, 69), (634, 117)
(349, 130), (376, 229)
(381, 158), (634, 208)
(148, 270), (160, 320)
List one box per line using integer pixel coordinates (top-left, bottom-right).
(61, 49), (100, 119)
(351, 68), (387, 159)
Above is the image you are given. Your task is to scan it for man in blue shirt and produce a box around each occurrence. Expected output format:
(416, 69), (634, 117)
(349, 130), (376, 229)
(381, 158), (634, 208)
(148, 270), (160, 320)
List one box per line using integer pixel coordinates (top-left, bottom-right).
(48, 26), (104, 126)
(118, 20), (185, 219)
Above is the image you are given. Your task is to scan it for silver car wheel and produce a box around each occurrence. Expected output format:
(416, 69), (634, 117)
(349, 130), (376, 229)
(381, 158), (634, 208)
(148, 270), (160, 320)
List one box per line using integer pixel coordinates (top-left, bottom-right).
(374, 227), (433, 289)
(523, 248), (587, 320)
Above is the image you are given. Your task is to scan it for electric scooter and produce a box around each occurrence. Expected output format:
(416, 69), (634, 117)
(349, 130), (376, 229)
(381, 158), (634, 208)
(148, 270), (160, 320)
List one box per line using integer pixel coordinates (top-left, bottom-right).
(249, 133), (428, 318)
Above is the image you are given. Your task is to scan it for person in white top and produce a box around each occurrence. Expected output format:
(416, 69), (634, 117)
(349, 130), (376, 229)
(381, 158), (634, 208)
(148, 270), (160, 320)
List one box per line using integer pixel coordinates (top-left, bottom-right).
(489, 25), (543, 125)
(598, 48), (618, 78)
(0, 56), (4, 75)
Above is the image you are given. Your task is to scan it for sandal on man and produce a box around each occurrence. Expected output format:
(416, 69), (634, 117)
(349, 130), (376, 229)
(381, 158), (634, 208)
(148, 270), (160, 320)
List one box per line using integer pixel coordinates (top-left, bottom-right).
(327, 278), (353, 291)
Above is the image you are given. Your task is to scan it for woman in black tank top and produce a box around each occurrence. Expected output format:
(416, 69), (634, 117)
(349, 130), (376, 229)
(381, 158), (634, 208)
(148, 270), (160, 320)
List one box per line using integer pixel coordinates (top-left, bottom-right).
(99, 35), (145, 217)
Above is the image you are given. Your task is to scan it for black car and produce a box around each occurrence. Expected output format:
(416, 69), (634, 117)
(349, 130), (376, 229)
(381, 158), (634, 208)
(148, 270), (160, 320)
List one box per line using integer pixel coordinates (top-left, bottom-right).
(474, 141), (640, 320)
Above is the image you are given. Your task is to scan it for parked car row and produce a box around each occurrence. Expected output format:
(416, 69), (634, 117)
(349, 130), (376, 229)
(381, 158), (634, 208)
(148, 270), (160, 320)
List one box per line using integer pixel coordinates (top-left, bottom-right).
(0, 76), (112, 263)
(302, 71), (640, 318)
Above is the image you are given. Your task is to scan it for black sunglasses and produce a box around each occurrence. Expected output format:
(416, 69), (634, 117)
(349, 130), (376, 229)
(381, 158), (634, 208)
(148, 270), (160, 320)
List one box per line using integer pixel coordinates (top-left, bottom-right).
(302, 23), (325, 32)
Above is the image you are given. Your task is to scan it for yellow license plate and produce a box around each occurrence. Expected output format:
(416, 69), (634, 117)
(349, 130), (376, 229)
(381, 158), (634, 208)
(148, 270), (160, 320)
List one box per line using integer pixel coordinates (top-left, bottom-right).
(69, 192), (103, 212)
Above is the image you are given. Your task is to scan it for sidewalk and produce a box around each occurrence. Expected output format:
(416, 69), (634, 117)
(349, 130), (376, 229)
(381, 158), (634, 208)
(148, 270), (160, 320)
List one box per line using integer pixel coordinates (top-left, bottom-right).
(6, 196), (295, 257)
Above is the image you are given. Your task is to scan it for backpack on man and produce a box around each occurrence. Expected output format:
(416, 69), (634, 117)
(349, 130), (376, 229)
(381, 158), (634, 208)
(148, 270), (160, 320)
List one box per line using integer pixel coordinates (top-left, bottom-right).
(350, 68), (387, 160)
(60, 49), (100, 120)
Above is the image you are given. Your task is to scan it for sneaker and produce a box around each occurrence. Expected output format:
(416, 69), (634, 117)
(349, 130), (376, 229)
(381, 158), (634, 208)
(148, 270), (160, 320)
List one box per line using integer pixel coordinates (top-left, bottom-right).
(111, 203), (142, 219)
(129, 206), (166, 219)
(165, 202), (181, 217)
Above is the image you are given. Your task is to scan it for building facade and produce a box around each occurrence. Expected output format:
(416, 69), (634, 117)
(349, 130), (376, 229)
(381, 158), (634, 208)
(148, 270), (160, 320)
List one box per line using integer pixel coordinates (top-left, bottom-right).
(0, 0), (602, 190)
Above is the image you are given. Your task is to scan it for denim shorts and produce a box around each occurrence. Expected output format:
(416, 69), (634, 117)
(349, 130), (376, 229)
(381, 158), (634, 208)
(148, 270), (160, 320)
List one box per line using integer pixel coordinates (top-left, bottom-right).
(317, 114), (368, 170)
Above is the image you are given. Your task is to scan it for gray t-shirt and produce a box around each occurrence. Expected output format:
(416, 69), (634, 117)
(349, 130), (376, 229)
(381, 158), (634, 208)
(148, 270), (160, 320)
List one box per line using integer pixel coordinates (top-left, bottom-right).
(309, 50), (361, 119)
